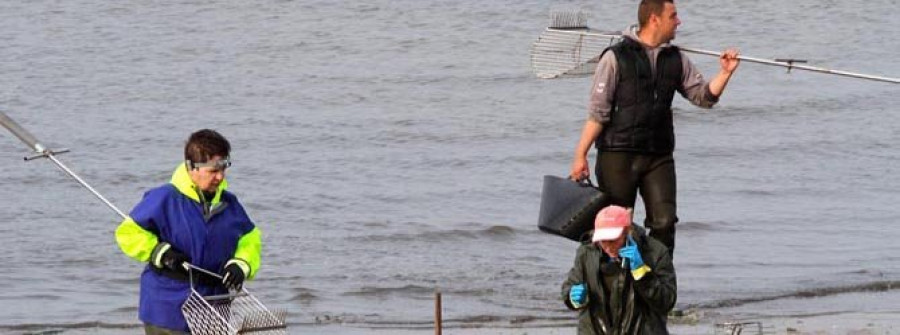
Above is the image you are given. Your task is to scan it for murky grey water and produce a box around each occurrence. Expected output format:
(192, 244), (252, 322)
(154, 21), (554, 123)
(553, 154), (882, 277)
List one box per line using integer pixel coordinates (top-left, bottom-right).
(1, 0), (899, 333)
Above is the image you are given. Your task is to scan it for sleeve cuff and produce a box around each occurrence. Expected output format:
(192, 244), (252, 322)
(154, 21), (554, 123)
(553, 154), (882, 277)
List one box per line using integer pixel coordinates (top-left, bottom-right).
(227, 258), (251, 278)
(571, 299), (584, 309)
(705, 85), (720, 103)
(631, 265), (652, 280)
(150, 242), (171, 268)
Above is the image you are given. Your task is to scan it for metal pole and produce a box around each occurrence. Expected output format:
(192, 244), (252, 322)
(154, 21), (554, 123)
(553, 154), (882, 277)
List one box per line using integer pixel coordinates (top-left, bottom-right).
(46, 154), (129, 219)
(547, 28), (900, 84)
(2, 110), (226, 285)
(435, 290), (442, 335)
(186, 263), (223, 279)
(679, 46), (900, 84)
(0, 110), (43, 152)
(0, 110), (128, 219)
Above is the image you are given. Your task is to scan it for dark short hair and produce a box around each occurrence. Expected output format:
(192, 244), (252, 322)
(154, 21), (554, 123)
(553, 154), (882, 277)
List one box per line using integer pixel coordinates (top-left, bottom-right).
(638, 0), (674, 28)
(184, 129), (231, 164)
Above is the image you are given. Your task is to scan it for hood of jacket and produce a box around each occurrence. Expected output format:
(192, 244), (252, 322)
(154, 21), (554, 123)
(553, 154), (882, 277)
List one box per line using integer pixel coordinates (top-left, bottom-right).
(621, 24), (673, 49)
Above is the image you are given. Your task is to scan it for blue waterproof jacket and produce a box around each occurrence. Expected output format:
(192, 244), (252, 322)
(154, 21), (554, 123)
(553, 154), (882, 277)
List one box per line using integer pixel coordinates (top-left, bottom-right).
(115, 163), (262, 331)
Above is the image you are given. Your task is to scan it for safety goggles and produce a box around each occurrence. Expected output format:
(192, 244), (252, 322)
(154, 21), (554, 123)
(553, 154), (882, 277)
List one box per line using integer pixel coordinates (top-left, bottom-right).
(187, 157), (232, 171)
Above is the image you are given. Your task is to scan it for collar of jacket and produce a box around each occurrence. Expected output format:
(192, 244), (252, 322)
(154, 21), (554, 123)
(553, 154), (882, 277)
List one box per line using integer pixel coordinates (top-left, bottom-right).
(169, 162), (228, 204)
(624, 24), (673, 49)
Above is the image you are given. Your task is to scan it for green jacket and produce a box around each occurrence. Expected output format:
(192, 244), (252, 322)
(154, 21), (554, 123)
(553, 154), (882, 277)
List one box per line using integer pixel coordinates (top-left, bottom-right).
(561, 225), (676, 334)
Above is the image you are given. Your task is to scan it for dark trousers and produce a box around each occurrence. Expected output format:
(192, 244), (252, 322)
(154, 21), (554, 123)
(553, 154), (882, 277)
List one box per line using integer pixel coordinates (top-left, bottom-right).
(595, 151), (678, 255)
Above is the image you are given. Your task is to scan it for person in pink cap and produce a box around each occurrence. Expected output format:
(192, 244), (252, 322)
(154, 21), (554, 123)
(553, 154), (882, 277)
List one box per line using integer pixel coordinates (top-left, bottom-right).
(561, 205), (676, 334)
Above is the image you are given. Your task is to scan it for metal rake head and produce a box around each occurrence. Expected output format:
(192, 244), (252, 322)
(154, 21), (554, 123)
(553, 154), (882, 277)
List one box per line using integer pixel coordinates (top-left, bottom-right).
(548, 7), (589, 29)
(530, 28), (622, 79)
(238, 308), (288, 334)
(183, 288), (287, 335)
(714, 321), (775, 335)
(530, 8), (624, 79)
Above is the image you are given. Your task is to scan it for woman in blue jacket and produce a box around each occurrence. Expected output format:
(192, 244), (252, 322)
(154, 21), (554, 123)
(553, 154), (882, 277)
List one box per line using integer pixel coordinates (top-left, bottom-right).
(115, 129), (262, 334)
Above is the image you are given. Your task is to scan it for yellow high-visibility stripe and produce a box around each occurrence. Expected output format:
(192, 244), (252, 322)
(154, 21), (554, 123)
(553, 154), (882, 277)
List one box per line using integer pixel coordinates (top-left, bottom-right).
(234, 227), (262, 279)
(115, 217), (159, 262)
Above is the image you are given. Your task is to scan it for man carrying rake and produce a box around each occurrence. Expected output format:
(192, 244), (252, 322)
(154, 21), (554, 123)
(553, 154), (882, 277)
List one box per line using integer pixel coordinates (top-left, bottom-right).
(569, 0), (740, 257)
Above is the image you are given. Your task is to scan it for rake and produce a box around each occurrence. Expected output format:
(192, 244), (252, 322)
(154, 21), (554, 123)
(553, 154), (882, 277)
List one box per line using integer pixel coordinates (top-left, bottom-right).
(714, 321), (776, 335)
(530, 9), (900, 84)
(182, 264), (287, 334)
(0, 110), (288, 334)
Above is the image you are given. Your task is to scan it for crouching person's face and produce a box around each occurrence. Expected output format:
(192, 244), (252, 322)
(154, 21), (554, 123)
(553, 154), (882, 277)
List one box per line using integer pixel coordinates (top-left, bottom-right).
(598, 228), (628, 258)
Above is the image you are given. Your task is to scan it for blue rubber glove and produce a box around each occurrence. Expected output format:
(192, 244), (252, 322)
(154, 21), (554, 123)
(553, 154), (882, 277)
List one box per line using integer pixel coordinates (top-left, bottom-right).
(569, 283), (587, 308)
(619, 235), (651, 280)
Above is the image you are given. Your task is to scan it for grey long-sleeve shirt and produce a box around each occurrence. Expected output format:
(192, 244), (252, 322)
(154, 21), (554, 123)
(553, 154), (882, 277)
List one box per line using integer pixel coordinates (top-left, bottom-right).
(588, 26), (719, 123)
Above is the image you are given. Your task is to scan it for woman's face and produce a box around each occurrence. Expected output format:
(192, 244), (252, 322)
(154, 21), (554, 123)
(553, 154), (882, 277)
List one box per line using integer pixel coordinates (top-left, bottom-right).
(189, 155), (228, 193)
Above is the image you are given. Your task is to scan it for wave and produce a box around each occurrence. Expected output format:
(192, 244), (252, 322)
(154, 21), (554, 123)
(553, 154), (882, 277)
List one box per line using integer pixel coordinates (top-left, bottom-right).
(343, 284), (495, 298)
(0, 294), (62, 301)
(685, 280), (900, 309)
(732, 189), (778, 197)
(675, 221), (717, 232)
(311, 313), (573, 328)
(0, 320), (320, 333)
(357, 225), (517, 243)
(0, 321), (138, 333)
(342, 284), (434, 297)
(288, 289), (319, 304)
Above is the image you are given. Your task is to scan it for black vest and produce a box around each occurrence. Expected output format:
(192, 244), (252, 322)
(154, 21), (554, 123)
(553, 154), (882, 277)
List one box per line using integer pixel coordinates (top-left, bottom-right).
(597, 38), (684, 154)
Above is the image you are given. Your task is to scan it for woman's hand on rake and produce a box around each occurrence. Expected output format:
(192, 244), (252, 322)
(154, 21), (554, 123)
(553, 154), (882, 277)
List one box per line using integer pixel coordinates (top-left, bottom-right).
(222, 259), (249, 290)
(150, 242), (190, 275)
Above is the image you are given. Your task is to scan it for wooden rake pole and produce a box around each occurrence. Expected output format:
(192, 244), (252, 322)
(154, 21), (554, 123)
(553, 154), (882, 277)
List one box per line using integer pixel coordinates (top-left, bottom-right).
(435, 289), (442, 335)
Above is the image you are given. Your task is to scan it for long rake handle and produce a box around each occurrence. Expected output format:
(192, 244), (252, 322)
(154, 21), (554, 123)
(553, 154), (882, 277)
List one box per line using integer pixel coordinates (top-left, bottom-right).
(2, 111), (225, 277)
(186, 263), (223, 280)
(0, 110), (129, 219)
(0, 111), (42, 152)
(545, 28), (900, 84)
(45, 154), (130, 219)
(679, 46), (900, 84)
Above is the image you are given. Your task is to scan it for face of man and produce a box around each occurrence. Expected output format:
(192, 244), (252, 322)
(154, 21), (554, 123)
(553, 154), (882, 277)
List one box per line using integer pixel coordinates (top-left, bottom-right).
(656, 2), (681, 42)
(189, 155), (228, 193)
(598, 229), (628, 258)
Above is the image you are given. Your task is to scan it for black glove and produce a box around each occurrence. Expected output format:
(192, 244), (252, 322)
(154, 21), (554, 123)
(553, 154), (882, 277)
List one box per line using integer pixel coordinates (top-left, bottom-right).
(222, 259), (249, 290)
(150, 242), (190, 274)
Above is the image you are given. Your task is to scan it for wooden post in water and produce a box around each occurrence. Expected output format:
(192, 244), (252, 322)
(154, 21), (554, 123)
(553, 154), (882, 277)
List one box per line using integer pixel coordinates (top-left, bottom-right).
(435, 290), (442, 335)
